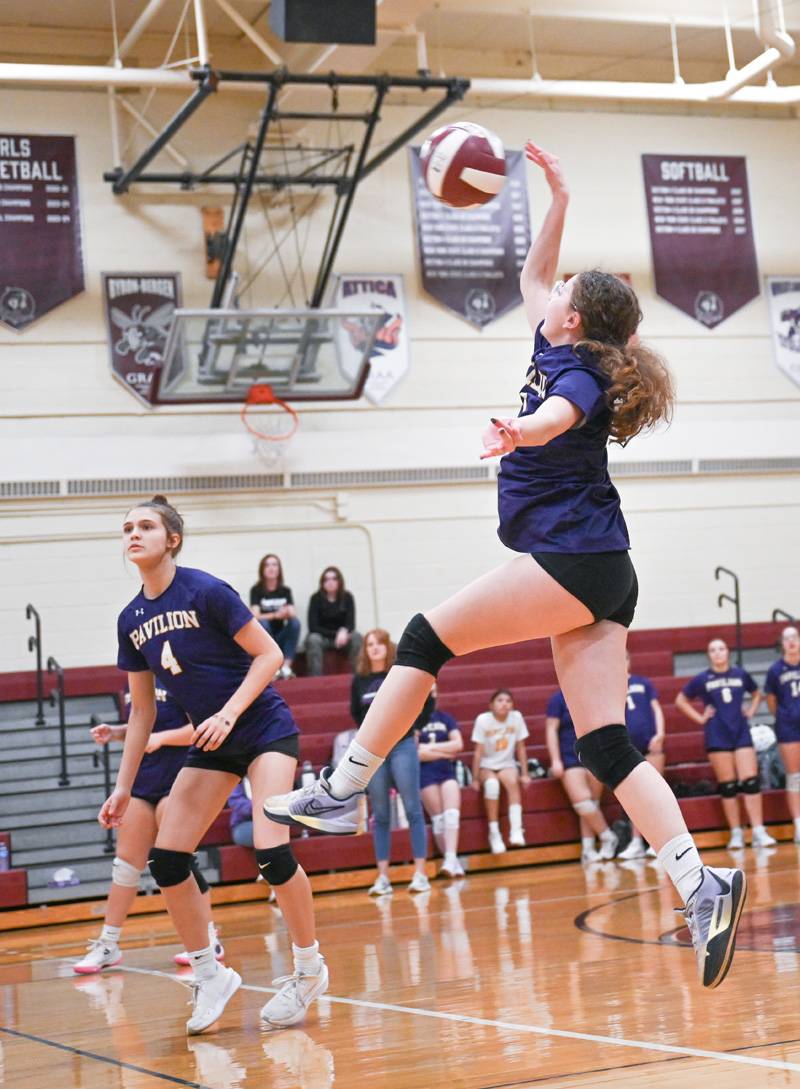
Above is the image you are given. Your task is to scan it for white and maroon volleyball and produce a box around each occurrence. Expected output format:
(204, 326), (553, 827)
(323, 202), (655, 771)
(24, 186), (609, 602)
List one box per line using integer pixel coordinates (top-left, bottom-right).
(419, 122), (505, 209)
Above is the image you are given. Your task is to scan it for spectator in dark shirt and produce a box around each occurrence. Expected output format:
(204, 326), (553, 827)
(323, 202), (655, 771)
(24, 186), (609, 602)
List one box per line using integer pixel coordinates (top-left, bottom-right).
(249, 553), (300, 679)
(305, 566), (362, 676)
(353, 629), (430, 896)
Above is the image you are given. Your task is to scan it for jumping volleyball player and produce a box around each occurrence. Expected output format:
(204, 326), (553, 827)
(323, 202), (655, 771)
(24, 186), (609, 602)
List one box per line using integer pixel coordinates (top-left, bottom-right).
(99, 497), (328, 1033)
(266, 142), (747, 989)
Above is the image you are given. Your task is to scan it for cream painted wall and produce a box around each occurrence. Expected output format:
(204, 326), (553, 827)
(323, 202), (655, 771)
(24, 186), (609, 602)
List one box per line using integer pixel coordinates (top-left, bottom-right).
(1, 85), (799, 671)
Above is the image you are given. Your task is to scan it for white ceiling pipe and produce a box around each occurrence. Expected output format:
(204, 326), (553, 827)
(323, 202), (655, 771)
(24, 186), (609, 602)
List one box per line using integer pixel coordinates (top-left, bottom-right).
(0, 62), (197, 88)
(108, 0), (173, 64)
(709, 0), (794, 99)
(193, 0), (210, 67)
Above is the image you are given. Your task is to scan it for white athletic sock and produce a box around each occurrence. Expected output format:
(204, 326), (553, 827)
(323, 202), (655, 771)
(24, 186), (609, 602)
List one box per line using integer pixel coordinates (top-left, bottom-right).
(328, 741), (384, 798)
(509, 803), (523, 831)
(657, 833), (704, 906)
(581, 836), (595, 851)
(444, 851), (458, 866)
(488, 821), (500, 836)
(101, 924), (122, 945)
(752, 824), (766, 835)
(188, 944), (219, 981)
(600, 828), (615, 842)
(794, 817), (800, 835)
(293, 940), (322, 975)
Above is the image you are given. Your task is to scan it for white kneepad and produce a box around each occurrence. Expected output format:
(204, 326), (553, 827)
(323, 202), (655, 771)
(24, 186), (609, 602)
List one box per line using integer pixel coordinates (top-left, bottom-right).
(573, 799), (599, 816)
(431, 812), (445, 836)
(443, 807), (460, 829)
(112, 856), (142, 889)
(483, 777), (501, 800)
(787, 772), (800, 794)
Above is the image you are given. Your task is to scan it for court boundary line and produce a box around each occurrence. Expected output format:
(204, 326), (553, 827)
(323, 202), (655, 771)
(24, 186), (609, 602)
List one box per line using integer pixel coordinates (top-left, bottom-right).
(0, 1025), (209, 1088)
(116, 965), (800, 1074)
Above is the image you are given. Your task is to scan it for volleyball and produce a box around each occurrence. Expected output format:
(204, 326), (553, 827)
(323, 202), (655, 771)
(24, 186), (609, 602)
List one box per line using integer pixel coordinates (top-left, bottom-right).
(419, 122), (505, 209)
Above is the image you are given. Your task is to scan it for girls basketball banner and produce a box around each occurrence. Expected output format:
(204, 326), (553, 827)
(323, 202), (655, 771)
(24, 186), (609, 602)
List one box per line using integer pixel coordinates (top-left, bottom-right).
(642, 154), (759, 328)
(0, 134), (84, 331)
(765, 277), (800, 389)
(334, 274), (409, 404)
(409, 148), (531, 328)
(102, 273), (182, 406)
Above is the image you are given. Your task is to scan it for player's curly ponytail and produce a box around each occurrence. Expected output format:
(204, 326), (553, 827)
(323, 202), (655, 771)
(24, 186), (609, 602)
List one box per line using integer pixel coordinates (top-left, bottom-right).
(139, 495), (185, 556)
(571, 271), (674, 445)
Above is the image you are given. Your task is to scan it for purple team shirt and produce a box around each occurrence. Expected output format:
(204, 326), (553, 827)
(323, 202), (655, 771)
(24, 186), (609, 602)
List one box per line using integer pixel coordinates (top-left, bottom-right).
(681, 666), (757, 731)
(625, 674), (658, 748)
(547, 689), (579, 767)
(123, 684), (190, 799)
(764, 658), (800, 731)
(497, 323), (630, 554)
(117, 566), (297, 742)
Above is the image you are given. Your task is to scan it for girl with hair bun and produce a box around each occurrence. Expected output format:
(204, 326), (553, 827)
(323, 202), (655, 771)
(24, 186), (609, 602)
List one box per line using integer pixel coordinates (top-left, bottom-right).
(99, 496), (327, 1035)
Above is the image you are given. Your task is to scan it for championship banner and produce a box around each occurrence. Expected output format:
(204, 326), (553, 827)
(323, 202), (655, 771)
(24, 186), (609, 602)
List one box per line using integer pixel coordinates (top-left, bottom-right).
(409, 148), (530, 328)
(642, 154), (759, 329)
(334, 275), (409, 404)
(102, 273), (182, 406)
(765, 277), (800, 389)
(0, 134), (84, 331)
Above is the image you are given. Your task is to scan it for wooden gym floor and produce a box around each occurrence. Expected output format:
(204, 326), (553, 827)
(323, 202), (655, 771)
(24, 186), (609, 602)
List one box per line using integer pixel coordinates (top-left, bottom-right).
(2, 844), (800, 1089)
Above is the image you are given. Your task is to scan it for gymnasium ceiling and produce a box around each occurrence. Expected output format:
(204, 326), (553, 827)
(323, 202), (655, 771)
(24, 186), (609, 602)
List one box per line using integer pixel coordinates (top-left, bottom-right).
(2, 0), (800, 90)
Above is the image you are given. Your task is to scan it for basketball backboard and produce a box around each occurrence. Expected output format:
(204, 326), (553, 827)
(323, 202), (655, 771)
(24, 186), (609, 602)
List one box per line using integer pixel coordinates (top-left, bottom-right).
(151, 307), (384, 404)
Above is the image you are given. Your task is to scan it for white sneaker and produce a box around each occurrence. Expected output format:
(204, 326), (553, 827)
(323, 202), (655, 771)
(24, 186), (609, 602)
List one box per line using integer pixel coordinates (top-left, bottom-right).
(73, 939), (122, 975)
(186, 966), (242, 1034)
(617, 838), (646, 861)
(508, 827), (526, 848)
(439, 855), (465, 878)
(368, 874), (393, 896)
(407, 871), (431, 894)
(489, 829), (506, 855)
(175, 926), (225, 967)
(727, 828), (745, 850)
(751, 827), (777, 848)
(599, 830), (619, 860)
(260, 960), (329, 1028)
(581, 846), (601, 863)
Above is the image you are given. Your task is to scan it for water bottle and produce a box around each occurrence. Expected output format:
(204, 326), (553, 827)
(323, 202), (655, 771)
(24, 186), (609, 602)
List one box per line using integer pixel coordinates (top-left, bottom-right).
(0, 842), (9, 871)
(301, 761), (315, 789)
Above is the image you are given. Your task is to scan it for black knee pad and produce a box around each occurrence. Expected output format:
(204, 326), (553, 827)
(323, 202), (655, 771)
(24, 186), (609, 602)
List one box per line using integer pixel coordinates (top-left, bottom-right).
(718, 779), (739, 798)
(190, 855), (209, 895)
(574, 724), (645, 791)
(396, 613), (455, 676)
(256, 844), (298, 886)
(740, 776), (761, 795)
(148, 847), (194, 888)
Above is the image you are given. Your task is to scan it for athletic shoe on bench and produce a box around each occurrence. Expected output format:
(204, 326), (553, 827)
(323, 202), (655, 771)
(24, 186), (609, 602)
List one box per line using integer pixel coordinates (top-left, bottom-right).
(264, 766), (361, 836)
(73, 939), (122, 975)
(680, 866), (747, 988)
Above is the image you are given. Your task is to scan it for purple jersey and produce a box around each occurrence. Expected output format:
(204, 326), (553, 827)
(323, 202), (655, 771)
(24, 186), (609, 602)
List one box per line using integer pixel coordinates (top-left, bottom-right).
(123, 684), (189, 802)
(117, 566), (297, 744)
(682, 666), (757, 732)
(497, 323), (630, 553)
(764, 658), (800, 733)
(419, 709), (459, 787)
(625, 674), (658, 750)
(547, 689), (580, 769)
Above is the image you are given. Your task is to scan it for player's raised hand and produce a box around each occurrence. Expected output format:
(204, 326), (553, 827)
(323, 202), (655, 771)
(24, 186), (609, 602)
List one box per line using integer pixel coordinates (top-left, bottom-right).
(98, 788), (130, 828)
(524, 141), (568, 199)
(480, 417), (521, 460)
(192, 710), (235, 751)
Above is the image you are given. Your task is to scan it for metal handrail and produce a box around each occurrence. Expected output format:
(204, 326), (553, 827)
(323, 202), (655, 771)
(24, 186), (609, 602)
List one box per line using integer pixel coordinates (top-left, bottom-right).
(47, 656), (69, 786)
(25, 604), (45, 726)
(90, 715), (115, 854)
(715, 566), (743, 668)
(772, 608), (796, 625)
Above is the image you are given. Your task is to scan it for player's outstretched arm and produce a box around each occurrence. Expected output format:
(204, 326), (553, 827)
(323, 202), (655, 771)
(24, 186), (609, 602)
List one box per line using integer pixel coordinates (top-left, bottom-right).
(480, 395), (582, 458)
(519, 141), (569, 336)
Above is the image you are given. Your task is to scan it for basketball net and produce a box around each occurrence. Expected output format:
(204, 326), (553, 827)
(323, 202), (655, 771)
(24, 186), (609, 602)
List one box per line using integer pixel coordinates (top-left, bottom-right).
(240, 384), (299, 469)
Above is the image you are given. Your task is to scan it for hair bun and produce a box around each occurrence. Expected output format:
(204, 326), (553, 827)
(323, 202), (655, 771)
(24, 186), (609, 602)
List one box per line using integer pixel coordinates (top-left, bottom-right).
(151, 494), (169, 505)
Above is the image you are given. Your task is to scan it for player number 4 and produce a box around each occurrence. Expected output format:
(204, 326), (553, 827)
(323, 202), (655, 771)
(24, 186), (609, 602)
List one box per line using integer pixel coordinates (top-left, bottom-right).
(160, 639), (183, 676)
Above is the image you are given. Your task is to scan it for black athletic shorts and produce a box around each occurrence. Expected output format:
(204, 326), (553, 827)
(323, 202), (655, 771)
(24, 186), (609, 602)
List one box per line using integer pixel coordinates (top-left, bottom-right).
(184, 730), (300, 778)
(531, 550), (638, 628)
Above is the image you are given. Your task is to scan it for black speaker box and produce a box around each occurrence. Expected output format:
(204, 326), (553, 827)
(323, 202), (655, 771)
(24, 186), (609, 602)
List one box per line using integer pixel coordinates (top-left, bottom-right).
(269, 0), (376, 46)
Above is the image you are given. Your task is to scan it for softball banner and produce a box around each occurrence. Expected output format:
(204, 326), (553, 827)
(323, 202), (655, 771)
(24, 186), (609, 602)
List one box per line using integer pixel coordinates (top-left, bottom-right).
(765, 277), (800, 390)
(334, 275), (409, 404)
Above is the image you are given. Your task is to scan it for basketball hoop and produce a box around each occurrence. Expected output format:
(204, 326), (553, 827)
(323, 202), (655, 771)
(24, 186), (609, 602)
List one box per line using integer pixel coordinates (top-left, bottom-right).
(241, 383), (299, 467)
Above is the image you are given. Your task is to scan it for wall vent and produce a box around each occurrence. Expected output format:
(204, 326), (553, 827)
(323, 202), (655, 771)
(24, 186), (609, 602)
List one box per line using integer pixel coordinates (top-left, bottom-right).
(698, 457), (800, 474)
(66, 474), (284, 496)
(289, 466), (492, 488)
(0, 480), (61, 498)
(609, 459), (693, 477)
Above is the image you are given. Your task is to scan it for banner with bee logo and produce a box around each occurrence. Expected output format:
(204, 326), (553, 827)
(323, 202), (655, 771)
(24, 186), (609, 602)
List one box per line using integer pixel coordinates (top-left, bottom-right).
(102, 273), (182, 405)
(334, 274), (409, 404)
(765, 277), (800, 390)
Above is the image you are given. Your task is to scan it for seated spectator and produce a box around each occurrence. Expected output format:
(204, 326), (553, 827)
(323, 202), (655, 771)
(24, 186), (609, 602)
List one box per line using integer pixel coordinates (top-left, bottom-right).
(418, 683), (464, 878)
(470, 689), (530, 854)
(545, 688), (617, 863)
(305, 566), (363, 676)
(354, 629), (430, 896)
(228, 779), (254, 848)
(764, 625), (800, 842)
(249, 553), (300, 679)
(676, 637), (776, 850)
(619, 653), (666, 859)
